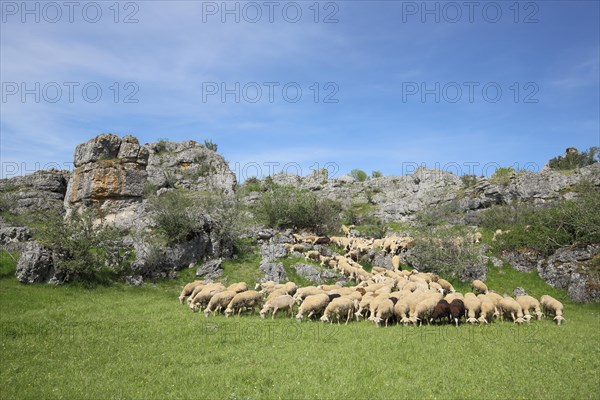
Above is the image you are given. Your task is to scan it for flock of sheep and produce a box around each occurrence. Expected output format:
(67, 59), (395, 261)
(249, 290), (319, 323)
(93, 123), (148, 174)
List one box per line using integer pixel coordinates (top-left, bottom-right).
(178, 230), (565, 327)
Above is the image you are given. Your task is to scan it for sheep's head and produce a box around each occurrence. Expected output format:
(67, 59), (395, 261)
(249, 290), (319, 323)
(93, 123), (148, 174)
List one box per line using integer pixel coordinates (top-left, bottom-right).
(259, 310), (267, 319)
(254, 283), (261, 290)
(320, 315), (329, 323)
(514, 317), (525, 324)
(535, 310), (543, 320)
(203, 309), (211, 318)
(478, 316), (488, 324)
(224, 308), (233, 317)
(554, 315), (565, 325)
(295, 313), (303, 322)
(523, 314), (533, 322)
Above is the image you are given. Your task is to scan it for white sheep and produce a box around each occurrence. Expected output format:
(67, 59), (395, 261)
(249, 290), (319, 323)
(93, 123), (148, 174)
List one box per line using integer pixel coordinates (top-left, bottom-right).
(259, 294), (295, 319)
(296, 293), (330, 321)
(178, 280), (204, 304)
(189, 283), (225, 312)
(464, 293), (481, 324)
(471, 279), (488, 294)
(368, 298), (396, 327)
(226, 282), (248, 293)
(225, 290), (263, 317)
(437, 278), (455, 294)
(409, 292), (443, 326)
(304, 250), (321, 262)
(498, 297), (525, 324)
(477, 300), (496, 324)
(293, 286), (324, 304)
(516, 295), (543, 321)
(540, 295), (565, 325)
(320, 297), (357, 325)
(204, 290), (237, 317)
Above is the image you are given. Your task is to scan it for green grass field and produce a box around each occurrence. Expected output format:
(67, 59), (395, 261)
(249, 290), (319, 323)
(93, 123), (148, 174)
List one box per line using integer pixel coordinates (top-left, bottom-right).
(1, 253), (599, 399)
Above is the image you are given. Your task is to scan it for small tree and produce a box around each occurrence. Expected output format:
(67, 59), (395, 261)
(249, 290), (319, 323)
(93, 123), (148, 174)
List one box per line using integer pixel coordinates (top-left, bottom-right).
(350, 169), (368, 182)
(547, 146), (599, 170)
(371, 170), (383, 178)
(490, 167), (515, 186)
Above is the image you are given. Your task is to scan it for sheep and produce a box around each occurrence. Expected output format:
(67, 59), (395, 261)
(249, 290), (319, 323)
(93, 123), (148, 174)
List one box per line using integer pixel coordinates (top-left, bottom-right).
(227, 282), (248, 293)
(293, 286), (324, 304)
(225, 290), (263, 317)
(259, 294), (295, 319)
(320, 297), (357, 325)
(286, 243), (305, 253)
(472, 231), (482, 244)
(178, 280), (204, 304)
(428, 281), (444, 294)
(444, 292), (464, 304)
(471, 279), (488, 294)
(437, 278), (455, 294)
(449, 299), (466, 326)
(189, 283), (226, 312)
(255, 280), (276, 291)
(282, 281), (298, 296)
(304, 250), (321, 262)
(369, 298), (396, 327)
(497, 297), (526, 324)
(540, 295), (565, 325)
(391, 255), (401, 270)
(409, 292), (443, 326)
(464, 293), (481, 324)
(354, 292), (378, 320)
(266, 288), (289, 303)
(516, 295), (543, 321)
(204, 290), (237, 317)
(317, 284), (342, 292)
(296, 293), (330, 321)
(430, 299), (451, 325)
(477, 300), (496, 324)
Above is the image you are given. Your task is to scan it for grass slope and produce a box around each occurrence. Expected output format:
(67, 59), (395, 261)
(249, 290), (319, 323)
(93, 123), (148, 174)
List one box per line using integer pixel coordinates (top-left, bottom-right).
(1, 254), (599, 399)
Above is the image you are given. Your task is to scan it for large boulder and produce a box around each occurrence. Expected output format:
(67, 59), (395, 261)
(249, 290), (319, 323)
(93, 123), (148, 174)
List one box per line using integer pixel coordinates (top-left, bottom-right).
(15, 242), (57, 283)
(195, 259), (223, 280)
(537, 244), (600, 303)
(292, 263), (344, 285)
(259, 261), (287, 283)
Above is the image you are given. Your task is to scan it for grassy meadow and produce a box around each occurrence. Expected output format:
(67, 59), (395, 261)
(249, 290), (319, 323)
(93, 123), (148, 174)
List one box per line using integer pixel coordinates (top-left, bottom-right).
(1, 252), (599, 399)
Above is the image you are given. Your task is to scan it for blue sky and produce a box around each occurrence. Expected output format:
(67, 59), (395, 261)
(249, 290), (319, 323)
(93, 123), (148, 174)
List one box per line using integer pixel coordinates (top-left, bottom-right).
(1, 0), (599, 181)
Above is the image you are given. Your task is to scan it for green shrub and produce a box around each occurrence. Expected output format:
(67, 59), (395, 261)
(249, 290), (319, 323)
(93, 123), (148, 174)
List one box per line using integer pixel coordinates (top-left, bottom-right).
(147, 190), (198, 243)
(350, 169), (368, 182)
(480, 185), (600, 256)
(155, 138), (169, 154)
(204, 139), (218, 152)
(254, 186), (341, 234)
(371, 171), (383, 178)
(405, 226), (481, 279)
(460, 174), (478, 188)
(489, 167), (515, 186)
(547, 146), (598, 171)
(32, 208), (133, 283)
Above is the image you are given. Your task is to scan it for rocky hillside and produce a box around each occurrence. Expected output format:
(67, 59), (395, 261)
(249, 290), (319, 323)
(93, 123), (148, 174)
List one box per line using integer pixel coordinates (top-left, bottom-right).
(1, 134), (598, 302)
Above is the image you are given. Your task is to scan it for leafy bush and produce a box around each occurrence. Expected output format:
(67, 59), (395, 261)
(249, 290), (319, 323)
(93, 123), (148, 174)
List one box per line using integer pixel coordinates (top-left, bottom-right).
(147, 190), (199, 243)
(489, 167), (515, 186)
(155, 138), (169, 154)
(460, 174), (478, 188)
(547, 146), (598, 171)
(405, 226), (482, 279)
(204, 139), (218, 152)
(254, 186), (342, 234)
(33, 208), (133, 282)
(371, 171), (383, 178)
(480, 183), (600, 256)
(350, 169), (368, 182)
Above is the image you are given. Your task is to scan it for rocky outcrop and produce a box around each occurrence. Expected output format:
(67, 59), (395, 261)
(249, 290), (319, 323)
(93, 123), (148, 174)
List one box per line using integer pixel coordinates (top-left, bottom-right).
(195, 259), (223, 280)
(292, 263), (344, 285)
(145, 140), (236, 195)
(259, 261), (287, 283)
(536, 244), (600, 303)
(15, 242), (57, 283)
(0, 170), (68, 216)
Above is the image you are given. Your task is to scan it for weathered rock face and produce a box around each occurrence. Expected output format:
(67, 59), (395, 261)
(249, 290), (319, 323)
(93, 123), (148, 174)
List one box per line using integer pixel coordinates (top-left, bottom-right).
(66, 134), (149, 205)
(15, 242), (56, 283)
(0, 170), (68, 216)
(196, 259), (223, 280)
(145, 140), (236, 195)
(259, 261), (287, 283)
(537, 244), (600, 303)
(292, 263), (344, 285)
